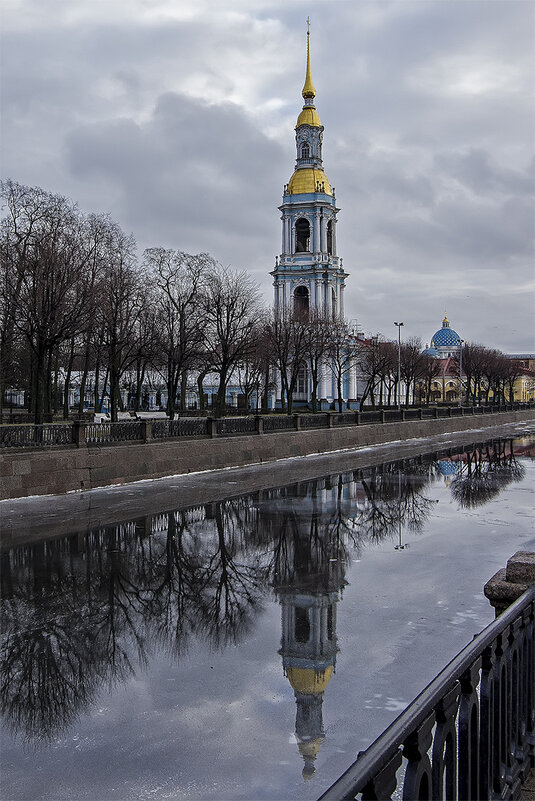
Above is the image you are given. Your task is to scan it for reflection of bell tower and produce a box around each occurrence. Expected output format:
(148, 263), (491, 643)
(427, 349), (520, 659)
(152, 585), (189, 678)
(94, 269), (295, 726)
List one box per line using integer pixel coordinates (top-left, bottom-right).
(272, 479), (346, 780)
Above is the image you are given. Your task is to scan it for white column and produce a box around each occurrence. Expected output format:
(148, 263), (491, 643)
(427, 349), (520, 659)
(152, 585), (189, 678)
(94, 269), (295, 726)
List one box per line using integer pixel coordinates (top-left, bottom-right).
(320, 215), (327, 252)
(349, 362), (357, 399)
(315, 279), (323, 313)
(282, 280), (288, 308)
(325, 282), (332, 316)
(314, 211), (321, 252)
(281, 216), (285, 254)
(332, 218), (337, 255)
(319, 360), (329, 399)
(339, 281), (345, 318)
(285, 217), (291, 254)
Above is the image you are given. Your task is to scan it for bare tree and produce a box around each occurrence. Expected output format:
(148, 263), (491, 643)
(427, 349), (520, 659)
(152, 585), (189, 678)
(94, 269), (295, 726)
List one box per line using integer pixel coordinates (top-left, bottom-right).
(328, 317), (354, 413)
(1, 181), (99, 424)
(145, 249), (212, 418)
(99, 223), (141, 421)
(266, 304), (309, 414)
(202, 267), (261, 417)
(400, 337), (426, 407)
(304, 309), (333, 413)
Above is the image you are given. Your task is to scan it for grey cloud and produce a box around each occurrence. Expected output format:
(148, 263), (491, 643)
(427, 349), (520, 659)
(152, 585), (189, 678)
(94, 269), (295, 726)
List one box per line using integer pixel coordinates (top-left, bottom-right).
(65, 92), (283, 265)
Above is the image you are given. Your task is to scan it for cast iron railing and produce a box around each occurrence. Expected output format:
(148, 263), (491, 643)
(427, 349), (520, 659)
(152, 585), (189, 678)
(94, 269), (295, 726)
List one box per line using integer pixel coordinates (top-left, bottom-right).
(1, 402), (534, 449)
(318, 585), (535, 801)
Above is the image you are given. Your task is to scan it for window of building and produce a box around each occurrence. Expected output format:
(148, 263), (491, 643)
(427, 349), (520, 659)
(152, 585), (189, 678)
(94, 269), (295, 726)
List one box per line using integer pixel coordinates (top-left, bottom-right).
(295, 218), (310, 252)
(301, 142), (310, 159)
(294, 286), (309, 318)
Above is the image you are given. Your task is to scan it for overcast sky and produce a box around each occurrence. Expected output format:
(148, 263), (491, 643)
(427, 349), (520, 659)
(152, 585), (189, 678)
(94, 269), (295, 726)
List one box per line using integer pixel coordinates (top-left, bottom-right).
(2, 0), (534, 352)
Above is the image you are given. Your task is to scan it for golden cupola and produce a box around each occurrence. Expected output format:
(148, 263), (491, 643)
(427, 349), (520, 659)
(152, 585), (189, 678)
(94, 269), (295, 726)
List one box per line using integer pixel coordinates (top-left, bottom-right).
(286, 22), (332, 197)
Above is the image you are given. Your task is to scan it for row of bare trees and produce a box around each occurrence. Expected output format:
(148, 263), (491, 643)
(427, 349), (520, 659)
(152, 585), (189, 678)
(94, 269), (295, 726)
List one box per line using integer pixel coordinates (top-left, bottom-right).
(1, 181), (263, 423)
(1, 181), (526, 424)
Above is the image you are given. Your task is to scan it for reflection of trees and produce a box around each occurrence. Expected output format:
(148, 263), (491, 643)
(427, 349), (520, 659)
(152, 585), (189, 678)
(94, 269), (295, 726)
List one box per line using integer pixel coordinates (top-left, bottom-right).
(1, 506), (268, 745)
(1, 435), (527, 745)
(350, 463), (435, 543)
(449, 439), (525, 508)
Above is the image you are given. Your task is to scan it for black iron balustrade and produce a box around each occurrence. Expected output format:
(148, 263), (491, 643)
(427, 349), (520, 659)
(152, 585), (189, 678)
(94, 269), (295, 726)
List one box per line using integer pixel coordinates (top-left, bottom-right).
(0, 424), (73, 448)
(85, 421), (144, 445)
(1, 402), (534, 449)
(301, 413), (331, 429)
(262, 415), (297, 432)
(216, 417), (256, 436)
(318, 585), (535, 801)
(360, 410), (383, 424)
(152, 418), (208, 438)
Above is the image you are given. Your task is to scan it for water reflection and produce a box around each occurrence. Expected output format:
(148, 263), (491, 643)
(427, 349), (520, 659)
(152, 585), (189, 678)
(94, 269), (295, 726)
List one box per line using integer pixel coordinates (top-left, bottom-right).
(0, 437), (529, 780)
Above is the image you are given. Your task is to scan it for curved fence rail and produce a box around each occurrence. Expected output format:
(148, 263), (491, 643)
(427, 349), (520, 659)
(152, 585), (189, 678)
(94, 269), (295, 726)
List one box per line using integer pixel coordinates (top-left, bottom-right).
(318, 585), (535, 801)
(1, 403), (533, 449)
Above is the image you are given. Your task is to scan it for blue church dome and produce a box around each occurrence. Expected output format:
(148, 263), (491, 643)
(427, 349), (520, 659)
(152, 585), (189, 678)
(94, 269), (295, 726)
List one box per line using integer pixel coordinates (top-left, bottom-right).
(430, 315), (461, 349)
(422, 345), (441, 358)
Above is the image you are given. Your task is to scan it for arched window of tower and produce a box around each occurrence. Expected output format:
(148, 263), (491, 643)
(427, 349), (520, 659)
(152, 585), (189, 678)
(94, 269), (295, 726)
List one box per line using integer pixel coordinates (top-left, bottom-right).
(295, 218), (310, 252)
(294, 285), (309, 318)
(301, 142), (310, 159)
(295, 606), (310, 644)
(327, 219), (333, 254)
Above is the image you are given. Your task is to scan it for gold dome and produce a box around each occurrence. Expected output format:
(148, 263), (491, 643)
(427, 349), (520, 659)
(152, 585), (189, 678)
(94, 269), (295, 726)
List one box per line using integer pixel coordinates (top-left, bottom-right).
(287, 168), (332, 196)
(286, 666), (333, 694)
(296, 105), (321, 128)
(298, 737), (324, 761)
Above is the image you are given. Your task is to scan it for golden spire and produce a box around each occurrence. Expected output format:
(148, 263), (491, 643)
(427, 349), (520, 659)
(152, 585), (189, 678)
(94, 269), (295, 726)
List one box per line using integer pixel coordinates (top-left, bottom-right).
(302, 18), (316, 100)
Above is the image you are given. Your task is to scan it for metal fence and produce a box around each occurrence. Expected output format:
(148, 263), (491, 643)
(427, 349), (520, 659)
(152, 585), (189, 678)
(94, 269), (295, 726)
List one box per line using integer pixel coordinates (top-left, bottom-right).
(0, 424), (73, 448)
(318, 585), (535, 801)
(1, 403), (533, 449)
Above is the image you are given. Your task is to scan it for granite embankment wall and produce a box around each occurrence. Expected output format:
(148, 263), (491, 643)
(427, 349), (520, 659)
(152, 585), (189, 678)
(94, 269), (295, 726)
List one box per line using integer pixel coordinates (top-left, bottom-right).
(1, 409), (533, 500)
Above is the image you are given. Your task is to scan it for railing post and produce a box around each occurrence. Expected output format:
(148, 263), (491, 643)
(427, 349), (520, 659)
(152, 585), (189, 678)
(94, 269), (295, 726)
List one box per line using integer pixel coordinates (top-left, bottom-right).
(419, 408), (423, 420)
(142, 420), (152, 442)
(207, 418), (218, 438)
(434, 407), (439, 419)
(72, 421), (86, 448)
(294, 414), (301, 431)
(255, 415), (264, 435)
(355, 411), (360, 425)
(328, 413), (335, 428)
(381, 410), (386, 423)
(401, 409), (406, 421)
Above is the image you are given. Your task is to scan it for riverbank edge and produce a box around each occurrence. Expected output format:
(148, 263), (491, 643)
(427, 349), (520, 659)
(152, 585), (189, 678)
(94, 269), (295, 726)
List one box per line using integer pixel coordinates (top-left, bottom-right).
(1, 409), (533, 502)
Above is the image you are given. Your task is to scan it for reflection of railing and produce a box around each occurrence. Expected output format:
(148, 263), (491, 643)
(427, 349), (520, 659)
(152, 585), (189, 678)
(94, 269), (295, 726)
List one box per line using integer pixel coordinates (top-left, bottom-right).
(318, 586), (535, 801)
(1, 402), (533, 449)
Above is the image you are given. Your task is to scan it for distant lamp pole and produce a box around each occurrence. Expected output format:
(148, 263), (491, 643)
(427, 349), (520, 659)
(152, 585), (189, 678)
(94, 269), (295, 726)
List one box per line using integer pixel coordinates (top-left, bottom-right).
(458, 339), (464, 407)
(394, 322), (404, 410)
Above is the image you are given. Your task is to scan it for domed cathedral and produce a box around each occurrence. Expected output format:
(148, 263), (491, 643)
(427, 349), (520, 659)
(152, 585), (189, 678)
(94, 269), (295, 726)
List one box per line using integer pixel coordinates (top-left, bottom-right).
(271, 22), (349, 319)
(427, 314), (462, 359)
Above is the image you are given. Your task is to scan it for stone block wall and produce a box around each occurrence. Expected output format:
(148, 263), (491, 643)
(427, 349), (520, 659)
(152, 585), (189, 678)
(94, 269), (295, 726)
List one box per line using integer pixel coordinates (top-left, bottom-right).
(1, 409), (533, 500)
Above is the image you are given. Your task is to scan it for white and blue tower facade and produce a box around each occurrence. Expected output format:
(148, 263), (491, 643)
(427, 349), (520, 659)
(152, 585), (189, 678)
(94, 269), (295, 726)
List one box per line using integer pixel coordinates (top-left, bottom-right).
(271, 27), (348, 318)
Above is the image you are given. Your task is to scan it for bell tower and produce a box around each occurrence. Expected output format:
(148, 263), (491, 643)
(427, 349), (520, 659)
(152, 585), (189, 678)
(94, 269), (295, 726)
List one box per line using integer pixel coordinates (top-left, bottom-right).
(271, 21), (349, 319)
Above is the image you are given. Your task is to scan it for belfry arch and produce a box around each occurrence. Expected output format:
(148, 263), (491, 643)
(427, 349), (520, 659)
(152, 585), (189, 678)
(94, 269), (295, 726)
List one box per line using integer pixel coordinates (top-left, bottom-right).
(294, 285), (309, 317)
(295, 218), (310, 252)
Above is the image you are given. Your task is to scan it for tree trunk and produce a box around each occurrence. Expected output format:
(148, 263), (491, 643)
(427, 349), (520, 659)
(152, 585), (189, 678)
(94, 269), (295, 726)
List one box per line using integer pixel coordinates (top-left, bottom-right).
(63, 338), (76, 419)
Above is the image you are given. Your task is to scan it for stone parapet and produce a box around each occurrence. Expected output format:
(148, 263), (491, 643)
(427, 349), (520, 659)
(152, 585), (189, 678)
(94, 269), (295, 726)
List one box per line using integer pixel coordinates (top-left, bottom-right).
(484, 551), (535, 616)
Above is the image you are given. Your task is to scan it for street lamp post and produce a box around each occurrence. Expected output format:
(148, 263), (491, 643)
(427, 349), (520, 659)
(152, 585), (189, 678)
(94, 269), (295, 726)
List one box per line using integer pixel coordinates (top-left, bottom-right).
(394, 322), (404, 411)
(458, 338), (464, 407)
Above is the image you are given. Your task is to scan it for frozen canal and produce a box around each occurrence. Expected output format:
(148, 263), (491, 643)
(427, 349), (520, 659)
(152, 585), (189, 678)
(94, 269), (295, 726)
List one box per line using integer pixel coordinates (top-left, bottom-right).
(1, 424), (534, 801)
